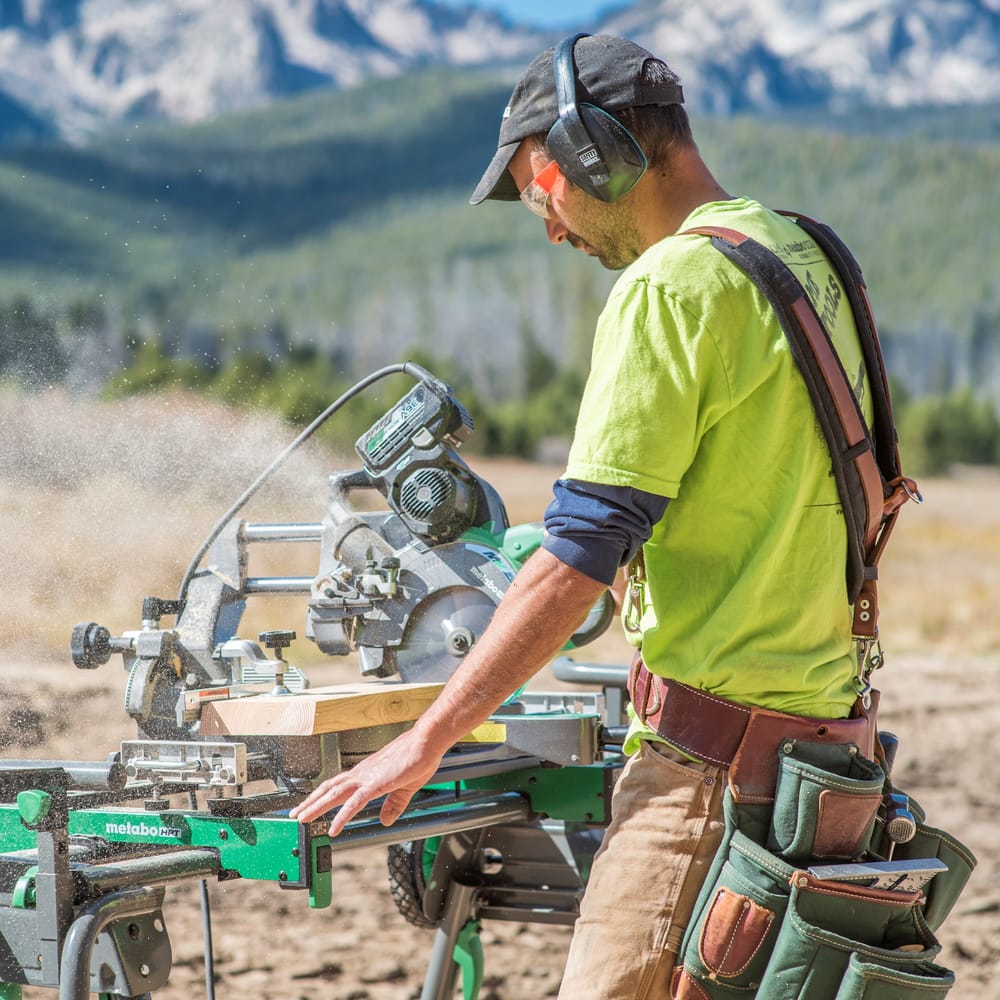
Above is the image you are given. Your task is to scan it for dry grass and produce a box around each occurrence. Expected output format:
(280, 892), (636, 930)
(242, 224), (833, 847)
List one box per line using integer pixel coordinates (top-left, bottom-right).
(2, 387), (998, 664)
(877, 468), (1000, 654)
(0, 389), (338, 657)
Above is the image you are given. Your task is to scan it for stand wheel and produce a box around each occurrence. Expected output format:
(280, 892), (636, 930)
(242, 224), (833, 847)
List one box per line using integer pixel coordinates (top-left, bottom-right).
(387, 840), (437, 929)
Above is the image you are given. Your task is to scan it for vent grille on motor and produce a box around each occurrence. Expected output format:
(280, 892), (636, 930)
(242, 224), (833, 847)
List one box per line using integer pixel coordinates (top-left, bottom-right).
(399, 467), (455, 518)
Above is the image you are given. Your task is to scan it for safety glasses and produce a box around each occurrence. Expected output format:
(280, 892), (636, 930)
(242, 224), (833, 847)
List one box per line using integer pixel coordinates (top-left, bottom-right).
(518, 160), (562, 219)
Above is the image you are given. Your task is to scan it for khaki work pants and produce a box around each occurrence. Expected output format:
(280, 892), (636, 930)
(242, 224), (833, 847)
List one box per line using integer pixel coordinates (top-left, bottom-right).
(558, 741), (726, 999)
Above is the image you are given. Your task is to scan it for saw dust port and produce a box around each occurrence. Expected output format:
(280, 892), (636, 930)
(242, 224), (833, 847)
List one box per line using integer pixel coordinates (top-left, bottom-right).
(1, 388), (998, 998)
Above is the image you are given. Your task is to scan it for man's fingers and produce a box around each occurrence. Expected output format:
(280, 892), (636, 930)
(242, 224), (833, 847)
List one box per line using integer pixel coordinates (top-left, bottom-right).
(287, 777), (372, 836)
(380, 788), (416, 827)
(327, 789), (373, 838)
(289, 777), (355, 822)
(288, 728), (444, 833)
(292, 779), (419, 833)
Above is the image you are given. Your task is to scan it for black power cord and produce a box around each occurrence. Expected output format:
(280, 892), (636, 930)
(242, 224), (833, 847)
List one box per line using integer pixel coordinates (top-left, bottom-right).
(177, 361), (434, 604)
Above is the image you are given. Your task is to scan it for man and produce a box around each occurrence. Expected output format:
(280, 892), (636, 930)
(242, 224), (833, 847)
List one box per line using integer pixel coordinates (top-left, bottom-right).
(292, 33), (871, 997)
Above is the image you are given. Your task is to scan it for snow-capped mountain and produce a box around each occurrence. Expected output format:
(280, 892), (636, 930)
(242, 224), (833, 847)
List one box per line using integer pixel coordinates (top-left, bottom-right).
(2, 0), (1000, 143)
(610, 0), (1000, 112)
(0, 0), (546, 141)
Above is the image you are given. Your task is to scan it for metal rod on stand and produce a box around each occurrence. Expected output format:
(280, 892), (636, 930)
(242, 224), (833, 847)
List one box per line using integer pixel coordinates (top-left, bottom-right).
(420, 880), (480, 1000)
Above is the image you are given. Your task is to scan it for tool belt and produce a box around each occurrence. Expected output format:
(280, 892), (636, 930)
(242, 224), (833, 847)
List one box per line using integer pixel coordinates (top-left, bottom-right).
(628, 655), (877, 803)
(629, 654), (980, 1000)
(668, 737), (976, 1000)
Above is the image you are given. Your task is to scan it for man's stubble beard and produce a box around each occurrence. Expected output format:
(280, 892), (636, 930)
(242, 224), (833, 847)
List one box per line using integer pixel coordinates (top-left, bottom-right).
(566, 197), (643, 272)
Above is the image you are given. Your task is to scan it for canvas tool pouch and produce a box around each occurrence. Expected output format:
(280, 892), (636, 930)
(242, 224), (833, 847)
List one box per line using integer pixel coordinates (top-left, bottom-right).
(868, 798), (978, 935)
(668, 751), (975, 1000)
(669, 790), (962, 1000)
(757, 872), (953, 999)
(766, 740), (884, 865)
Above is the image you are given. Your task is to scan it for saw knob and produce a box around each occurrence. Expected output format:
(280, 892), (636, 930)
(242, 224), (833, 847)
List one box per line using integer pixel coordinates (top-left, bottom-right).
(259, 630), (296, 695)
(71, 622), (112, 670)
(258, 630), (296, 658)
(141, 596), (184, 625)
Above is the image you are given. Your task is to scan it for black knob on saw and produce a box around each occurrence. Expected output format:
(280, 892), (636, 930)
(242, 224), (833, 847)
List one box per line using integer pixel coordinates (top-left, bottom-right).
(71, 622), (112, 670)
(259, 630), (296, 658)
(142, 597), (184, 622)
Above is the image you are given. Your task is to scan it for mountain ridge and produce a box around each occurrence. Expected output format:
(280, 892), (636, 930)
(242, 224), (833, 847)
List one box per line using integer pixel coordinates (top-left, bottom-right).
(609, 0), (1000, 112)
(0, 0), (545, 142)
(2, 0), (1000, 143)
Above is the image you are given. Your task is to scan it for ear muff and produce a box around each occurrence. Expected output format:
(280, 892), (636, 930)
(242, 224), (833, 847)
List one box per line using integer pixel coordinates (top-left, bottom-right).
(546, 33), (647, 203)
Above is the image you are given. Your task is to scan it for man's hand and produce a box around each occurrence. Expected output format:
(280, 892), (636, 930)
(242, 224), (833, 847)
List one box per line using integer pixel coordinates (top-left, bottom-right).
(289, 726), (446, 837)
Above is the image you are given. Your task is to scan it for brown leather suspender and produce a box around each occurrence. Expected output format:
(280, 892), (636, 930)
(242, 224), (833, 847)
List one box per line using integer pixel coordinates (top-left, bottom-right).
(680, 218), (920, 654)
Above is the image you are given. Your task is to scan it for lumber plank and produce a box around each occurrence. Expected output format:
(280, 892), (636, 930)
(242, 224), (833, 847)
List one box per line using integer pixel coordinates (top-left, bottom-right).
(199, 681), (445, 736)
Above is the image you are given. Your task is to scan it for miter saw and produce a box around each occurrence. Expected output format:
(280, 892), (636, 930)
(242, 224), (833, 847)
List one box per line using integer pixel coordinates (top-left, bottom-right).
(0, 362), (629, 1000)
(70, 362), (613, 743)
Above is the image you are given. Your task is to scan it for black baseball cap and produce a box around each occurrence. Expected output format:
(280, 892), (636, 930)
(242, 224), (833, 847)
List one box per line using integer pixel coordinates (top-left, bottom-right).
(470, 34), (684, 205)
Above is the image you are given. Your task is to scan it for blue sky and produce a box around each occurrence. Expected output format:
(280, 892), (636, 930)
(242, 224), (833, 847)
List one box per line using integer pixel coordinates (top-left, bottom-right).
(442, 1), (626, 29)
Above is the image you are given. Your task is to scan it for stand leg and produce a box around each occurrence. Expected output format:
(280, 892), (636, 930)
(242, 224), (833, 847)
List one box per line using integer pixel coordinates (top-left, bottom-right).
(420, 880), (482, 1000)
(453, 920), (484, 1000)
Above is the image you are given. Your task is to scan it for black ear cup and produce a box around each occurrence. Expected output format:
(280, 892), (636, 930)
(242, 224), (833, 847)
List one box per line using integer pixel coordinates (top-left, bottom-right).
(547, 102), (647, 202)
(547, 33), (648, 203)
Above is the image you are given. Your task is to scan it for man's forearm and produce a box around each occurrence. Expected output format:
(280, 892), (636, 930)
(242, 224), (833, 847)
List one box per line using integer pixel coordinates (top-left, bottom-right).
(408, 547), (609, 754)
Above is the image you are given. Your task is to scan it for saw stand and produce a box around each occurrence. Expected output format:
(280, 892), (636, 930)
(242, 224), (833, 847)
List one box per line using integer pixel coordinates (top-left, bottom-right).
(0, 659), (630, 1000)
(414, 658), (632, 1000)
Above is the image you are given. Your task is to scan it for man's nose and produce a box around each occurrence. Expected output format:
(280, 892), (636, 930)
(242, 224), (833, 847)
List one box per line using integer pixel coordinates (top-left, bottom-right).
(545, 216), (569, 244)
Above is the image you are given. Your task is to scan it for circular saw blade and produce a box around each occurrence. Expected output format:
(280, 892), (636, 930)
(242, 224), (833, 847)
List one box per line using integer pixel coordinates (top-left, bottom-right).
(394, 587), (499, 683)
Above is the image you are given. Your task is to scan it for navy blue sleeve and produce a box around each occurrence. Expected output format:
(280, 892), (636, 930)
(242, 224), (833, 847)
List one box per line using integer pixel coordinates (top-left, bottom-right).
(541, 479), (671, 586)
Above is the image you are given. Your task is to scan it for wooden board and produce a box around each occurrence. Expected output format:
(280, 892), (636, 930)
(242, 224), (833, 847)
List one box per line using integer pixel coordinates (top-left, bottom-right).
(199, 681), (445, 737)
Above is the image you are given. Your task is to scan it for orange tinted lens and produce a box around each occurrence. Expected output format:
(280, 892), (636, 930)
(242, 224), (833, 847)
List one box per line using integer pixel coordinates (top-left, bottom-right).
(519, 160), (561, 218)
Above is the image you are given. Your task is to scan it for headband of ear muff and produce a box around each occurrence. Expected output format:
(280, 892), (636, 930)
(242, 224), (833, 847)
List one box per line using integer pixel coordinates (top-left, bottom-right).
(545, 33), (648, 202)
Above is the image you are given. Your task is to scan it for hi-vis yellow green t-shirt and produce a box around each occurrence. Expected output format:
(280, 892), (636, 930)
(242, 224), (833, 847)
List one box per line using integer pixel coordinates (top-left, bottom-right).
(564, 198), (872, 732)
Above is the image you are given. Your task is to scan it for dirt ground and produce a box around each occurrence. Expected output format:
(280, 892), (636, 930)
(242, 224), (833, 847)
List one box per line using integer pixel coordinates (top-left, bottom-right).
(4, 647), (997, 1000)
(1, 395), (998, 998)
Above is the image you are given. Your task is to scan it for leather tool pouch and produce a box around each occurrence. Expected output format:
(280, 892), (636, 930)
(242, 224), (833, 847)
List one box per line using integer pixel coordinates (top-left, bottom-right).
(670, 741), (976, 999)
(628, 658), (876, 790)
